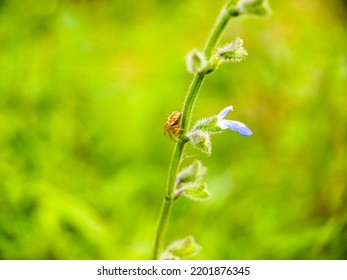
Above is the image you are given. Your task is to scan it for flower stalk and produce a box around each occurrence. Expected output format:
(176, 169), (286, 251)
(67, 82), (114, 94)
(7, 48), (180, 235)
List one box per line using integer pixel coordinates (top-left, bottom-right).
(152, 0), (270, 260)
(152, 1), (238, 260)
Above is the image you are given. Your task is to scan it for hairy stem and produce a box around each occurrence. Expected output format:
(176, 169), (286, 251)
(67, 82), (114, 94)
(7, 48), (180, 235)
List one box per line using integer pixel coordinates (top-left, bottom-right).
(204, 5), (235, 59)
(152, 1), (236, 260)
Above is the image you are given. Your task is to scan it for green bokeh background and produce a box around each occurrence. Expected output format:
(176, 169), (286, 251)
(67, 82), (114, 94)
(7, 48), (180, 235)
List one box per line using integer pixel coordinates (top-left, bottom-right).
(0, 0), (346, 259)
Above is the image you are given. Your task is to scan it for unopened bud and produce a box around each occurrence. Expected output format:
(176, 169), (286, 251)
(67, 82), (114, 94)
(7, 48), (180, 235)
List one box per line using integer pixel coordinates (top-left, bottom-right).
(177, 160), (207, 184)
(187, 130), (212, 156)
(185, 49), (208, 74)
(236, 0), (271, 16)
(214, 37), (248, 64)
(160, 235), (201, 260)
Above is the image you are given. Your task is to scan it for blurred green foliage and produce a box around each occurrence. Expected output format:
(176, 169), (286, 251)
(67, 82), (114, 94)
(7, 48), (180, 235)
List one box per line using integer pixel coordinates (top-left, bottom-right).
(0, 0), (346, 259)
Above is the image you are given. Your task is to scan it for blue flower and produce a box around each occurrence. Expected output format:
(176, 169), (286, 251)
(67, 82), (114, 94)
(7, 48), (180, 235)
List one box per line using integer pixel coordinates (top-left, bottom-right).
(217, 106), (253, 136)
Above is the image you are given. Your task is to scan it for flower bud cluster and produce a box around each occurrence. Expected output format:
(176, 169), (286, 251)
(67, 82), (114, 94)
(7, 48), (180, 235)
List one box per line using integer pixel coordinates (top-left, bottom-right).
(186, 37), (248, 75)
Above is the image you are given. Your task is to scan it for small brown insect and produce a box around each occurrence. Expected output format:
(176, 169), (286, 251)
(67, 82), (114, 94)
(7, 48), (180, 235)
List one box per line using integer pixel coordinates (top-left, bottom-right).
(164, 111), (182, 141)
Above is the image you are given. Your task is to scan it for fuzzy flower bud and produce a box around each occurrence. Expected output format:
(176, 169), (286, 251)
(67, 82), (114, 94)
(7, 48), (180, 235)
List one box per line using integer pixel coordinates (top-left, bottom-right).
(177, 160), (207, 184)
(182, 182), (212, 201)
(192, 116), (222, 134)
(215, 38), (248, 63)
(236, 0), (271, 16)
(175, 160), (211, 201)
(187, 130), (212, 156)
(160, 236), (201, 260)
(185, 49), (209, 74)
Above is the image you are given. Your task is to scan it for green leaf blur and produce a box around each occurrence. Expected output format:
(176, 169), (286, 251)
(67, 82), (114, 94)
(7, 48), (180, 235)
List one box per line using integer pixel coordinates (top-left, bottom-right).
(0, 0), (346, 259)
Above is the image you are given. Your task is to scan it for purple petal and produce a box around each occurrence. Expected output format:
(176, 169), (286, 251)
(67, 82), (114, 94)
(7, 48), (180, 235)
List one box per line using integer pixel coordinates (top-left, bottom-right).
(222, 120), (253, 136)
(217, 106), (233, 121)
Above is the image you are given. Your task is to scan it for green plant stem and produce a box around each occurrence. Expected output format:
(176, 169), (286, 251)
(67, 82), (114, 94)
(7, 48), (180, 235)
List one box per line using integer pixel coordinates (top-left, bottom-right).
(152, 1), (236, 260)
(204, 5), (235, 59)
